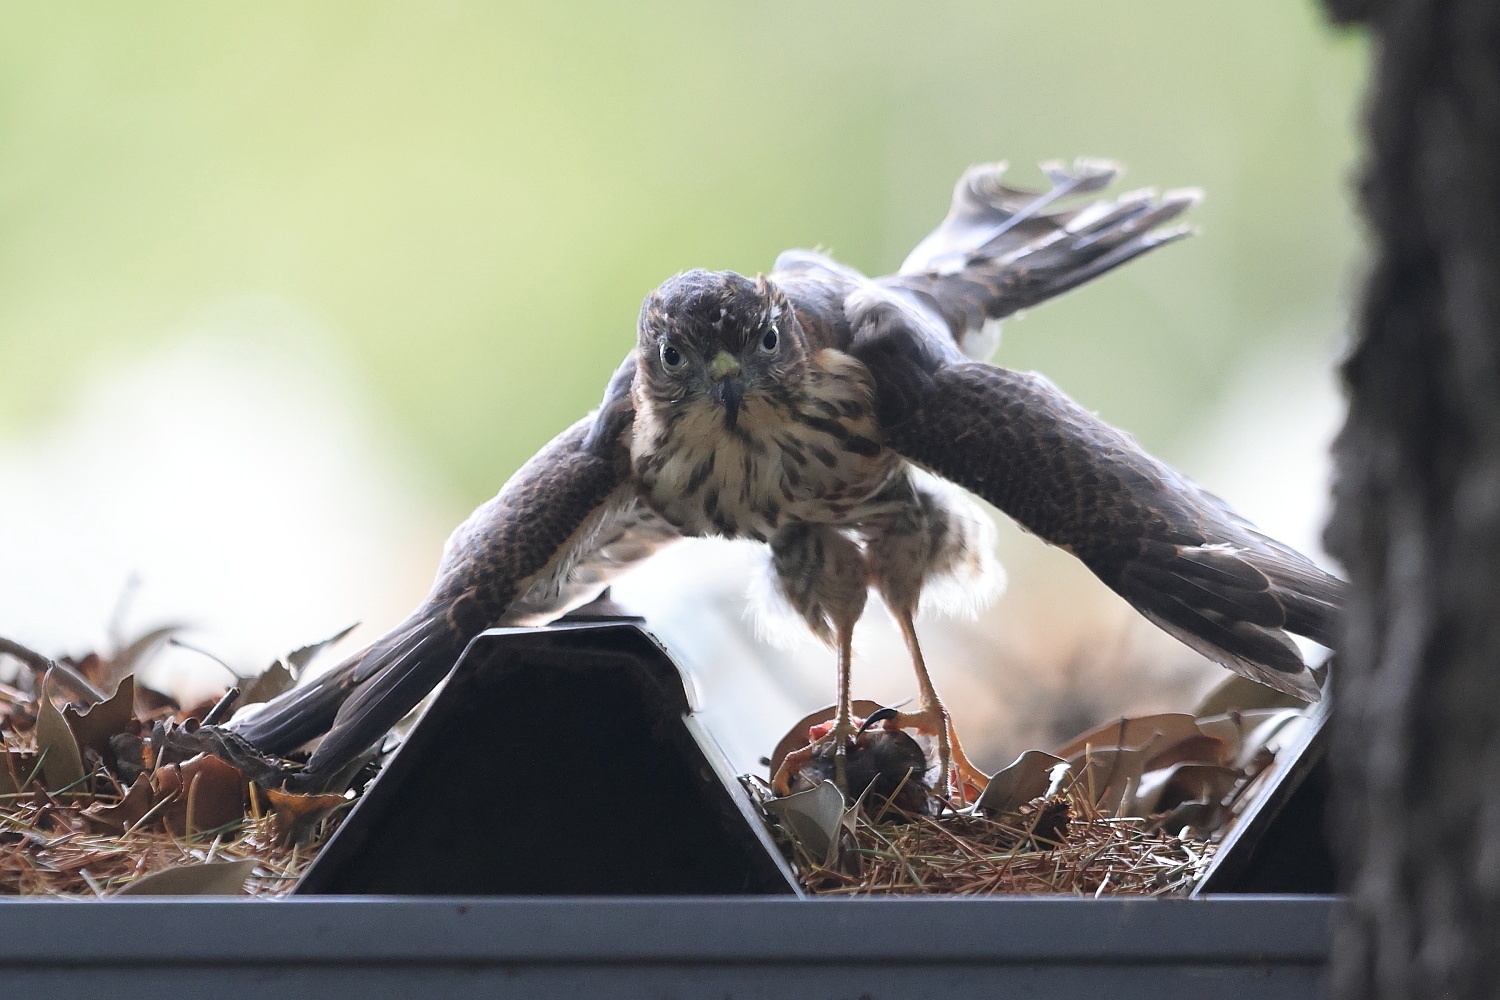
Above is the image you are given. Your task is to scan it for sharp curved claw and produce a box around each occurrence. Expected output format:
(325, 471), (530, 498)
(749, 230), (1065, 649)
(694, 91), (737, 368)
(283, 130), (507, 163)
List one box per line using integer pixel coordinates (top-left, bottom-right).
(859, 707), (902, 733)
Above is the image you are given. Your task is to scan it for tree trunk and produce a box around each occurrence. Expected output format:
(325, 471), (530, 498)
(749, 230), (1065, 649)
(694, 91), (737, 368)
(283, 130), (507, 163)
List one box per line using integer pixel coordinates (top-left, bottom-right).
(1321, 0), (1500, 997)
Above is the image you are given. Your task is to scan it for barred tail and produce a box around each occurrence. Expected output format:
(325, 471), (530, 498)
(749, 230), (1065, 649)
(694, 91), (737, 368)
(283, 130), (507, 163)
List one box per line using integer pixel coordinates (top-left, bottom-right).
(883, 159), (1198, 359)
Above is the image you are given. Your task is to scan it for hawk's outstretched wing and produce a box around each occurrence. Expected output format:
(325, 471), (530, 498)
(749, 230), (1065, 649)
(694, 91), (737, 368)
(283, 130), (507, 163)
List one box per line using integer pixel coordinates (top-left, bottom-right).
(856, 324), (1339, 700)
(228, 359), (667, 787)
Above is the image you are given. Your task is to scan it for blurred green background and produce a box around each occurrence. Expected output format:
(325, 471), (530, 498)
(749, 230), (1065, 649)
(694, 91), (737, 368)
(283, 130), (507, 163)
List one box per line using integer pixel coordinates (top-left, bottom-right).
(0, 2), (1365, 762)
(0, 1), (1362, 494)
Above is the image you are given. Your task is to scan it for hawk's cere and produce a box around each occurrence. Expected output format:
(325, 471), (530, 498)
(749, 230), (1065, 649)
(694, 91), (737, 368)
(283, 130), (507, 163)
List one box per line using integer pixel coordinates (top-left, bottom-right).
(229, 159), (1342, 797)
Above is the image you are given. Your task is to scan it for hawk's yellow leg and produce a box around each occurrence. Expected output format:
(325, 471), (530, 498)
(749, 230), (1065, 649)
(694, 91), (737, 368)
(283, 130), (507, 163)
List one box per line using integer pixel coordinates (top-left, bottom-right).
(770, 618), (858, 795)
(890, 610), (989, 805)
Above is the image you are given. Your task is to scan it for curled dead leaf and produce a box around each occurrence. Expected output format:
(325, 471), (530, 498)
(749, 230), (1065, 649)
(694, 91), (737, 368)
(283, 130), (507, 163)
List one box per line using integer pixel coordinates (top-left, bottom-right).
(285, 623), (359, 673)
(153, 753), (247, 837)
(1131, 762), (1242, 816)
(1149, 799), (1222, 837)
(63, 676), (136, 762)
(1195, 672), (1311, 717)
(238, 662), (295, 708)
(763, 780), (849, 869)
(1066, 746), (1150, 814)
(1144, 732), (1231, 771)
(232, 623), (358, 718)
(264, 785), (348, 845)
(80, 775), (155, 834)
(1197, 709), (1305, 770)
(976, 750), (1069, 817)
(102, 626), (179, 692)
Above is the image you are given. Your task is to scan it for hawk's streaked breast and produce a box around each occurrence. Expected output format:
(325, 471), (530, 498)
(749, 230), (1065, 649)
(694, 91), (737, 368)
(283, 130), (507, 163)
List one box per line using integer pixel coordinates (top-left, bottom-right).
(630, 348), (899, 542)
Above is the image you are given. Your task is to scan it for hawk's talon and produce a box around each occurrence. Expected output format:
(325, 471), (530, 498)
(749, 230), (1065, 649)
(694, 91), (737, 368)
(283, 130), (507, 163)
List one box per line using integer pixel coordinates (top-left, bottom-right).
(770, 743), (818, 796)
(769, 715), (857, 797)
(891, 705), (990, 806)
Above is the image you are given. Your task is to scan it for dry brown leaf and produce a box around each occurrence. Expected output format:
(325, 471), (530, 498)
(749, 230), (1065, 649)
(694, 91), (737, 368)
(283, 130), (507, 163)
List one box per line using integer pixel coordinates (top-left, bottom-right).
(763, 780), (848, 869)
(1132, 762), (1242, 816)
(1150, 799), (1221, 836)
(153, 754), (247, 837)
(101, 626), (179, 692)
(286, 623), (359, 672)
(1065, 746), (1150, 813)
(975, 750), (1068, 816)
(176, 694), (227, 722)
(1155, 763), (1242, 813)
(238, 662), (294, 708)
(264, 785), (347, 844)
(63, 676), (136, 761)
(1195, 672), (1311, 717)
(113, 859), (256, 896)
(1197, 709), (1304, 769)
(0, 697), (36, 734)
(33, 672), (86, 793)
(1053, 713), (1203, 761)
(79, 775), (155, 834)
(2, 635), (351, 897)
(132, 682), (179, 720)
(69, 651), (107, 688)
(1143, 732), (1231, 771)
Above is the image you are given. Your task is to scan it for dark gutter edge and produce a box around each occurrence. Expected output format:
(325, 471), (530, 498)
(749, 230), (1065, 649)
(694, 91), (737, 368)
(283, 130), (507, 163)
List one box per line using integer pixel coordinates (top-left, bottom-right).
(0, 895), (1336, 965)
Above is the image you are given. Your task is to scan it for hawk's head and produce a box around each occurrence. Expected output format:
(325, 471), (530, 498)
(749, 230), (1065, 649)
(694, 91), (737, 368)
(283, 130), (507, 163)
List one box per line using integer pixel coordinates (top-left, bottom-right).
(635, 269), (807, 429)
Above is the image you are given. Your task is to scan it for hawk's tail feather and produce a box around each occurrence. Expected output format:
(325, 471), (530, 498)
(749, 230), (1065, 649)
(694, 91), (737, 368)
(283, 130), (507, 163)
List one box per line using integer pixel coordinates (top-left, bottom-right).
(1169, 494), (1345, 649)
(1007, 211), (1193, 311)
(899, 158), (1122, 276)
(887, 159), (1198, 357)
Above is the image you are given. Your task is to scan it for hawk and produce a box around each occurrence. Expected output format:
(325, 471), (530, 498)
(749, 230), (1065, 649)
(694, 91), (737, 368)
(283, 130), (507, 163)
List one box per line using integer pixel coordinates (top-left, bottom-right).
(229, 159), (1342, 798)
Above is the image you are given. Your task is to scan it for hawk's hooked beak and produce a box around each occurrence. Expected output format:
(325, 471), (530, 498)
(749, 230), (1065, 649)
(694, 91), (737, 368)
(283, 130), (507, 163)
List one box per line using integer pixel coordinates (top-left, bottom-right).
(708, 351), (744, 427)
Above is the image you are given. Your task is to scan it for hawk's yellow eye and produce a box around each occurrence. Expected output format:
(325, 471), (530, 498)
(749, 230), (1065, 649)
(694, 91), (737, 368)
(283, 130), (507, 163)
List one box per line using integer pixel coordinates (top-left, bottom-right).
(660, 342), (685, 371)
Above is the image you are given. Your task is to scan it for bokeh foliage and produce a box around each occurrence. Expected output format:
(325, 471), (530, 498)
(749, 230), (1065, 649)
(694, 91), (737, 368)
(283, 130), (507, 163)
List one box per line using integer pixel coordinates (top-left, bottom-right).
(0, 1), (1363, 501)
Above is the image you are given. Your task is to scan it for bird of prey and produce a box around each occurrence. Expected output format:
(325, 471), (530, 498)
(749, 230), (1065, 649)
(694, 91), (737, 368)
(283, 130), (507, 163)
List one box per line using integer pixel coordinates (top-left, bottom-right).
(228, 159), (1342, 798)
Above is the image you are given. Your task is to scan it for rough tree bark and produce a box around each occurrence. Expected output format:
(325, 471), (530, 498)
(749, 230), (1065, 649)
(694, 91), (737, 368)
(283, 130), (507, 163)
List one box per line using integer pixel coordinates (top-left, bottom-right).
(1321, 0), (1500, 997)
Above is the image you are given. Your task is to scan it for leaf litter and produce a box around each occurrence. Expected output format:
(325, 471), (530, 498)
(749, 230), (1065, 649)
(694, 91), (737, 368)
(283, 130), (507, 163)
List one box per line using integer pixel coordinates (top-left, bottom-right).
(758, 672), (1316, 896)
(2, 616), (1316, 899)
(0, 626), (355, 896)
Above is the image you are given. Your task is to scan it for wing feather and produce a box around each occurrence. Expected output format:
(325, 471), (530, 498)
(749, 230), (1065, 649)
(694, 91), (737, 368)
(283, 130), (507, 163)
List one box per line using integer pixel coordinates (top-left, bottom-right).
(229, 363), (664, 786)
(857, 343), (1341, 701)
